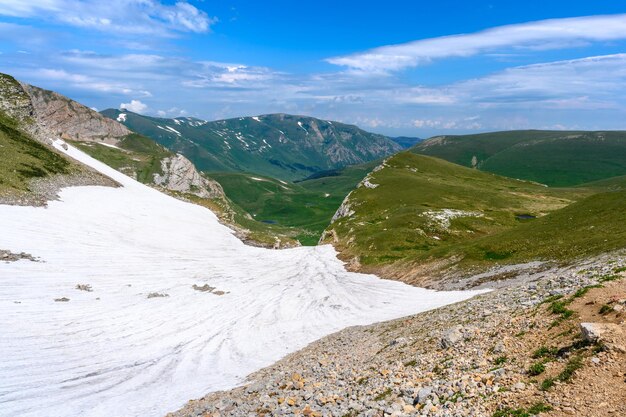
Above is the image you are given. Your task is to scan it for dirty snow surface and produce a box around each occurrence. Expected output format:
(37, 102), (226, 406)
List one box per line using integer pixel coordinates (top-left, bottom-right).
(0, 143), (482, 417)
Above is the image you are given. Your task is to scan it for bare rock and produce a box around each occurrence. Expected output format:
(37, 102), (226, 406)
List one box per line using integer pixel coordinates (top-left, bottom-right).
(580, 322), (625, 352)
(440, 325), (464, 349)
(21, 82), (130, 144)
(153, 154), (224, 199)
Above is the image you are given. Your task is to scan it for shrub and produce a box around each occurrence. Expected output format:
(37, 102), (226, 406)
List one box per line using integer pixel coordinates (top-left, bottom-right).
(528, 362), (546, 376)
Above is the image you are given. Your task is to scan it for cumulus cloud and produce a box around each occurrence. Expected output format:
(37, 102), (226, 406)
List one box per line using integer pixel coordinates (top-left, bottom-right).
(327, 14), (626, 73)
(120, 99), (148, 113)
(0, 0), (216, 36)
(412, 117), (482, 130)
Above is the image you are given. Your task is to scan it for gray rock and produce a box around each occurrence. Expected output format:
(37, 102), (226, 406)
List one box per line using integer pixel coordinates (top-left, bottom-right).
(441, 325), (464, 349)
(580, 322), (603, 343)
(413, 387), (433, 405)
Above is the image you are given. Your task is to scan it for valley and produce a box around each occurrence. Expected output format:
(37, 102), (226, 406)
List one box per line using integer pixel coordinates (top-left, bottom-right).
(0, 141), (480, 417)
(1, 69), (626, 417)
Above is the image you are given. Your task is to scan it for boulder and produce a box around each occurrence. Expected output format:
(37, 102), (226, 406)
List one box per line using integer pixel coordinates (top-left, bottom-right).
(580, 322), (625, 352)
(440, 325), (464, 349)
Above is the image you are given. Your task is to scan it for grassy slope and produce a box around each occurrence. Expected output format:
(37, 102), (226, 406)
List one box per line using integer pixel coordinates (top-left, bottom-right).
(0, 111), (73, 197)
(446, 189), (626, 268)
(412, 130), (626, 186)
(70, 133), (171, 184)
(208, 161), (376, 245)
(323, 152), (594, 274)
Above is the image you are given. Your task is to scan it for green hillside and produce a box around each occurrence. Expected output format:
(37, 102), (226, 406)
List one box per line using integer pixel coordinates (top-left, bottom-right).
(70, 133), (171, 184)
(100, 110), (401, 181)
(208, 161), (377, 245)
(412, 130), (626, 186)
(322, 152), (595, 278)
(445, 189), (626, 268)
(0, 111), (73, 199)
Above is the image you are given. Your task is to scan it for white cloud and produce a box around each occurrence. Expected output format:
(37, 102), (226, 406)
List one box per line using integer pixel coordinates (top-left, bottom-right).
(0, 0), (216, 36)
(455, 54), (626, 108)
(412, 117), (482, 130)
(120, 99), (148, 113)
(327, 14), (626, 73)
(28, 68), (148, 95)
(156, 107), (187, 117)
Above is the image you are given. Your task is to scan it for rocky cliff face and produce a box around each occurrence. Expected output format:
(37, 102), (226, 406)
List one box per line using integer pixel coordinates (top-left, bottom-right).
(0, 72), (223, 201)
(0, 74), (34, 123)
(153, 154), (224, 199)
(20, 83), (130, 144)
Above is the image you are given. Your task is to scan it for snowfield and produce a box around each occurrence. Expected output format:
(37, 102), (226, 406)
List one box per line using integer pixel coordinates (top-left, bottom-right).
(0, 142), (483, 417)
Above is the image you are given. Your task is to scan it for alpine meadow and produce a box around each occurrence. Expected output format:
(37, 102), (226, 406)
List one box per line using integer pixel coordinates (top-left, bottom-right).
(1, 2), (626, 417)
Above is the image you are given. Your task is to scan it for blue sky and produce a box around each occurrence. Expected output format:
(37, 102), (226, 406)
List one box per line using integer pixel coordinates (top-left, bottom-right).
(1, 1), (626, 136)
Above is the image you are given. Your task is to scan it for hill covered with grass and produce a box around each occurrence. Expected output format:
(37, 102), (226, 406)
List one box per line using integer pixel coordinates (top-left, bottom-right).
(0, 111), (72, 197)
(321, 151), (612, 283)
(412, 130), (626, 186)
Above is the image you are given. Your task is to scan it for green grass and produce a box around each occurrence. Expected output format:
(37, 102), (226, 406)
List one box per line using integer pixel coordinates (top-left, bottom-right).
(532, 346), (558, 359)
(324, 151), (626, 278)
(70, 133), (170, 184)
(528, 361), (546, 376)
(494, 356), (508, 366)
(540, 355), (584, 391)
(412, 130), (626, 187)
(599, 304), (612, 315)
(324, 151), (589, 270)
(208, 162), (376, 245)
(492, 402), (552, 417)
(447, 188), (626, 269)
(0, 111), (73, 197)
(549, 301), (574, 319)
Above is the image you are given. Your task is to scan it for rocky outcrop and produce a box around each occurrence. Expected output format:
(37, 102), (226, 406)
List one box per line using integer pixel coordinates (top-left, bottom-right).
(153, 154), (224, 199)
(20, 83), (130, 144)
(0, 74), (34, 123)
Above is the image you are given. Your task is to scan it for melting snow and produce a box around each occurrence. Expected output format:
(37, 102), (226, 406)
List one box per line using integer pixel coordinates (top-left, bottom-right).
(97, 142), (121, 150)
(297, 121), (308, 133)
(0, 141), (483, 417)
(252, 116), (261, 122)
(156, 125), (182, 137)
(116, 113), (127, 122)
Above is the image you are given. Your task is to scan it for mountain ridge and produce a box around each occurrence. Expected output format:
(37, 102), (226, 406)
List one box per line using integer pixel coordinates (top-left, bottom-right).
(101, 109), (403, 181)
(412, 129), (626, 186)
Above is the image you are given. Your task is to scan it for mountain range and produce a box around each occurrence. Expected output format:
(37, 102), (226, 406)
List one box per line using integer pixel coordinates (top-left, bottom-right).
(100, 109), (402, 181)
(2, 71), (626, 417)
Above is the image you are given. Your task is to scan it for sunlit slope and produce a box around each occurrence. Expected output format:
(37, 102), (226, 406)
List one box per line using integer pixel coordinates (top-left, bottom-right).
(322, 152), (593, 278)
(442, 188), (626, 268)
(412, 130), (626, 186)
(208, 161), (377, 245)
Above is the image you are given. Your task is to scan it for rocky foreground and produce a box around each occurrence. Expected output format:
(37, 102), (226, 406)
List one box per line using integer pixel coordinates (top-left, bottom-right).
(169, 254), (626, 417)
